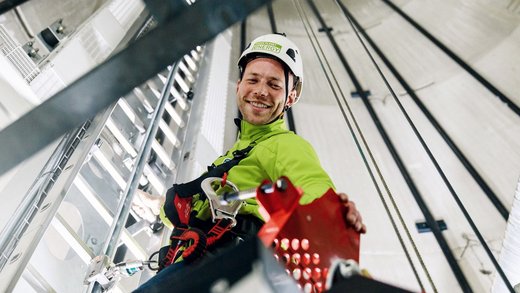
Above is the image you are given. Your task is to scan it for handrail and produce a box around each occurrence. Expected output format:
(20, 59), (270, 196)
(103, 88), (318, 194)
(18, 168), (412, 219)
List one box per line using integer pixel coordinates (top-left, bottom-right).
(102, 62), (180, 260)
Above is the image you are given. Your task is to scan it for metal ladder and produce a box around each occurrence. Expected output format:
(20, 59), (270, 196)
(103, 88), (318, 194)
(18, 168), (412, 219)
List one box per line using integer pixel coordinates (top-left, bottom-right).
(2, 47), (204, 293)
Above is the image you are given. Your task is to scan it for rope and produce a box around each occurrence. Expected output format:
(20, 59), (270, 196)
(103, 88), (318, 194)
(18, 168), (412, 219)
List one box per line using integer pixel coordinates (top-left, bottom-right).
(337, 1), (515, 292)
(292, 0), (432, 291)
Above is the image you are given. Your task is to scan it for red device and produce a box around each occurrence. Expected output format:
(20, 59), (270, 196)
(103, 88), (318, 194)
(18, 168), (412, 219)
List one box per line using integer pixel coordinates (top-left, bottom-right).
(256, 177), (360, 292)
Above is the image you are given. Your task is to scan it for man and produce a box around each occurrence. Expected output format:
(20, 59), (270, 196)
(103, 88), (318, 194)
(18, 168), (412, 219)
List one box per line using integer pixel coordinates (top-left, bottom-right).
(134, 33), (365, 291)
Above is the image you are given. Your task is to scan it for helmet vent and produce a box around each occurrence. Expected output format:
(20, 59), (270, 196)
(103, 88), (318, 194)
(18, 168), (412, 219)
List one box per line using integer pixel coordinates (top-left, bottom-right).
(286, 48), (296, 62)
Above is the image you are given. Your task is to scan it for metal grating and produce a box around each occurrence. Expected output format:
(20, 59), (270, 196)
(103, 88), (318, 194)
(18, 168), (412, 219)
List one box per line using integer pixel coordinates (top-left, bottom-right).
(0, 25), (40, 83)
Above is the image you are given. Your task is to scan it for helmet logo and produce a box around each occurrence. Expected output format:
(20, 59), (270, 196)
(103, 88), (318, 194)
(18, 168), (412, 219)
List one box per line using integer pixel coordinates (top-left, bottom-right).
(252, 41), (281, 53)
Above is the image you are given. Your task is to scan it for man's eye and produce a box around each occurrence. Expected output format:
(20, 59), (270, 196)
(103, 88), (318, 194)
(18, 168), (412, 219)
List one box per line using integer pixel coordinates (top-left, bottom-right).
(270, 84), (281, 90)
(247, 79), (257, 83)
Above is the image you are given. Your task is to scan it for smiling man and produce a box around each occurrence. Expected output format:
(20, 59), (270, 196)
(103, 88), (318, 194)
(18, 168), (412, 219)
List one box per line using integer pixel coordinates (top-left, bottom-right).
(236, 57), (294, 125)
(134, 33), (365, 292)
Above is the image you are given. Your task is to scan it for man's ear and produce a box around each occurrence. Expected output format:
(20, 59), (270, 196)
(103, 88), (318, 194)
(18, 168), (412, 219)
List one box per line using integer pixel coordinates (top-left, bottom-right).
(286, 88), (297, 108)
(236, 79), (241, 94)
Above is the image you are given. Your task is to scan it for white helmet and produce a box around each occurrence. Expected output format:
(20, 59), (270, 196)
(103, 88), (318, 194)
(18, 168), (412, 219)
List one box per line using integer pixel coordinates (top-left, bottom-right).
(238, 33), (304, 104)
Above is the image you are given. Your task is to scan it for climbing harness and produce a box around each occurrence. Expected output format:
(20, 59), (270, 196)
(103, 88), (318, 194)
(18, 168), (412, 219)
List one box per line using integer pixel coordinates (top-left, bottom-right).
(158, 176), (245, 270)
(157, 144), (254, 271)
(162, 144), (253, 227)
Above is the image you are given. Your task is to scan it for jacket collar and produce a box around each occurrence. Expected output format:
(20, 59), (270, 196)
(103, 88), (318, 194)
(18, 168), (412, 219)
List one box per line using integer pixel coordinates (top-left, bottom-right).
(235, 118), (287, 141)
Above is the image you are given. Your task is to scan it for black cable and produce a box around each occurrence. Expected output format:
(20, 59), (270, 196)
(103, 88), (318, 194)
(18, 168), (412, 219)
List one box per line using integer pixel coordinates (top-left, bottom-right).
(339, 0), (510, 221)
(302, 0), (427, 291)
(266, 3), (297, 133)
(240, 21), (247, 53)
(237, 20), (246, 124)
(148, 251), (161, 271)
(266, 3), (278, 33)
(307, 0), (470, 291)
(381, 0), (520, 118)
(285, 98), (297, 133)
(338, 1), (515, 292)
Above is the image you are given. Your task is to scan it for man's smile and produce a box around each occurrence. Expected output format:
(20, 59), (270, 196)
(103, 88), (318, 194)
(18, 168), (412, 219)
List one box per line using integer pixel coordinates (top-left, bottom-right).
(247, 100), (271, 109)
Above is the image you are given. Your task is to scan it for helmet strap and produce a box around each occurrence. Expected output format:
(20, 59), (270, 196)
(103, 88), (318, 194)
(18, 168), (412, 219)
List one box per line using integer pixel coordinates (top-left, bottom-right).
(274, 69), (291, 122)
(283, 68), (290, 111)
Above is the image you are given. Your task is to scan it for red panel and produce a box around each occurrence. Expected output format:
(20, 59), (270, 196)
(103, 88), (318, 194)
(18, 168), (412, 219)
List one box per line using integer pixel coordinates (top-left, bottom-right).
(257, 177), (360, 292)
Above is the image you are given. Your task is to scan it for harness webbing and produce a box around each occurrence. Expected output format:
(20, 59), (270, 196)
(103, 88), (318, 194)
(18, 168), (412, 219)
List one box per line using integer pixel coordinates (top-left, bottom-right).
(158, 129), (290, 271)
(163, 144), (255, 227)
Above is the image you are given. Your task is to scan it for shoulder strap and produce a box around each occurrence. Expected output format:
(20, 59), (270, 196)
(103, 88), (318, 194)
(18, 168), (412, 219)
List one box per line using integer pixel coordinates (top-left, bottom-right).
(172, 143), (255, 198)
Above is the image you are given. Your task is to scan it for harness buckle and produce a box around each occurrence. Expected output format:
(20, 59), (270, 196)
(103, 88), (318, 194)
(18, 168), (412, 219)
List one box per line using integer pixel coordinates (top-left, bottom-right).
(201, 177), (244, 227)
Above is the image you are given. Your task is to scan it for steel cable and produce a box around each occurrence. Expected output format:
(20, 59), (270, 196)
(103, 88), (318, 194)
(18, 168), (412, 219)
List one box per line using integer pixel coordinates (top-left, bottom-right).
(292, 0), (433, 291)
(337, 2), (515, 292)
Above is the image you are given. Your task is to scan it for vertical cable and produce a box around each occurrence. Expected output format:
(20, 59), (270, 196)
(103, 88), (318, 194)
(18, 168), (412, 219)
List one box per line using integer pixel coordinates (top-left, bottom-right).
(338, 0), (509, 220)
(295, 0), (431, 291)
(339, 1), (515, 291)
(266, 3), (297, 133)
(382, 0), (520, 117)
(237, 20), (247, 123)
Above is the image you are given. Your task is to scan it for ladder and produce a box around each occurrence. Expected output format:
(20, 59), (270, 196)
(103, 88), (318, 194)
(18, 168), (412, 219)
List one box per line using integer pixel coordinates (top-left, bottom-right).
(1, 48), (204, 293)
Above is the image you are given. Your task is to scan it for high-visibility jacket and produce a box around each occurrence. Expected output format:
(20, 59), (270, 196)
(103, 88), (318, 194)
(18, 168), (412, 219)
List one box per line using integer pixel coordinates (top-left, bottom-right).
(160, 118), (335, 228)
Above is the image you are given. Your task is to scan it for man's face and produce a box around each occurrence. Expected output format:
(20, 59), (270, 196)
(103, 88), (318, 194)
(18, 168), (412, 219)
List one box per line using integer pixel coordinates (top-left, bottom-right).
(236, 58), (296, 125)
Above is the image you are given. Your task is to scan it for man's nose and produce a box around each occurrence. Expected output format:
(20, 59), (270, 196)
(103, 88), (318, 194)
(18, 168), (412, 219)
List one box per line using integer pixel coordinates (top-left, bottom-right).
(254, 83), (268, 97)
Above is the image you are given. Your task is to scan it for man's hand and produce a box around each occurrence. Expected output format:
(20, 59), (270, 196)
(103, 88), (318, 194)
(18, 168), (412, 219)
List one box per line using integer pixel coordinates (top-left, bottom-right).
(131, 190), (165, 222)
(338, 192), (366, 234)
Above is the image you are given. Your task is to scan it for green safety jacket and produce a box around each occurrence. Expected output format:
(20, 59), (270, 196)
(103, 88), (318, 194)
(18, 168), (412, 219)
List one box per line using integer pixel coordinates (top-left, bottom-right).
(160, 118), (335, 228)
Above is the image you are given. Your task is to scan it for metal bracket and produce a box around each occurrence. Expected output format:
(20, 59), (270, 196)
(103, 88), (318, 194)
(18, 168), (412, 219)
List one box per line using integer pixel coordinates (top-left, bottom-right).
(22, 40), (44, 63)
(39, 19), (70, 50)
(84, 255), (117, 291)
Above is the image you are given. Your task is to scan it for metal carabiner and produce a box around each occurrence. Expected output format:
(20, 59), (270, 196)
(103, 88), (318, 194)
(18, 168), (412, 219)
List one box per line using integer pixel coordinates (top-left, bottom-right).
(200, 177), (244, 227)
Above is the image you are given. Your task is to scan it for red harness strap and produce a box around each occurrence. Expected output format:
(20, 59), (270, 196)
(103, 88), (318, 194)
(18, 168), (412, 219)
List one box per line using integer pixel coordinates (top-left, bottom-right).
(159, 219), (234, 270)
(206, 218), (234, 247)
(160, 227), (206, 268)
